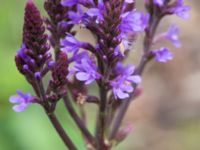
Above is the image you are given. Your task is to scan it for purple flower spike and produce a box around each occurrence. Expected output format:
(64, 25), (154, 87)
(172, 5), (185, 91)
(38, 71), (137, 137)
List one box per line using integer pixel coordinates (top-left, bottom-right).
(15, 0), (50, 77)
(170, 0), (190, 20)
(110, 63), (141, 99)
(9, 90), (35, 112)
(60, 34), (83, 53)
(153, 47), (173, 63)
(70, 54), (101, 85)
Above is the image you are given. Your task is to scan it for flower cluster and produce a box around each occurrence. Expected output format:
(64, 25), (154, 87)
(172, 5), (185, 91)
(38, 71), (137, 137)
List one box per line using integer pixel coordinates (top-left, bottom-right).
(145, 0), (190, 62)
(9, 90), (36, 112)
(60, 0), (149, 100)
(10, 0), (190, 149)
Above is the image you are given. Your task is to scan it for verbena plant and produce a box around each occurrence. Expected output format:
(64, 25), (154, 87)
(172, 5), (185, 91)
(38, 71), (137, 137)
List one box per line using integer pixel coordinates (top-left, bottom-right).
(10, 0), (190, 149)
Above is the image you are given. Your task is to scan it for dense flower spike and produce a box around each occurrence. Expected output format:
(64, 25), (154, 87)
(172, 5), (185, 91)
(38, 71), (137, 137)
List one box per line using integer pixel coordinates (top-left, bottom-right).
(9, 90), (36, 112)
(44, 0), (76, 60)
(50, 52), (68, 89)
(61, 0), (141, 63)
(23, 0), (49, 56)
(10, 0), (190, 149)
(15, 0), (50, 80)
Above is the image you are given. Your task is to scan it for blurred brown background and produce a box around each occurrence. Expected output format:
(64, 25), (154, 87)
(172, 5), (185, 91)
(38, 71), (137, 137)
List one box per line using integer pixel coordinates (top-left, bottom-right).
(118, 1), (200, 150)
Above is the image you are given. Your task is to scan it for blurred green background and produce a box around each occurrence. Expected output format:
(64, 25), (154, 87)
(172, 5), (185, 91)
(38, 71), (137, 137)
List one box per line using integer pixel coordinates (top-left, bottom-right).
(0, 0), (86, 150)
(1, 0), (200, 150)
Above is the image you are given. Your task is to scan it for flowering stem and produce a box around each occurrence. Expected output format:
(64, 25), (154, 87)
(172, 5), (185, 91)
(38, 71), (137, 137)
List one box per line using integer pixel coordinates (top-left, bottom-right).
(35, 80), (77, 150)
(109, 16), (162, 141)
(108, 56), (147, 141)
(96, 83), (108, 150)
(47, 113), (78, 150)
(62, 94), (96, 147)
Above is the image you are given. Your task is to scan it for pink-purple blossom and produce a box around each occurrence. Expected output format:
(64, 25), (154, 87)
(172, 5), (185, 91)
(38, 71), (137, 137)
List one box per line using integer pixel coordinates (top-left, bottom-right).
(69, 54), (101, 85)
(9, 90), (35, 112)
(154, 0), (164, 6)
(165, 24), (181, 48)
(120, 11), (149, 33)
(61, 0), (78, 7)
(153, 47), (173, 63)
(60, 34), (83, 53)
(110, 63), (141, 99)
(170, 0), (190, 19)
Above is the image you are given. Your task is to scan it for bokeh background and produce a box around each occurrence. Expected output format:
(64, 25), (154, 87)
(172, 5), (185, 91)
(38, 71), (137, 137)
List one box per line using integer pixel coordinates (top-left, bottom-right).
(0, 0), (200, 150)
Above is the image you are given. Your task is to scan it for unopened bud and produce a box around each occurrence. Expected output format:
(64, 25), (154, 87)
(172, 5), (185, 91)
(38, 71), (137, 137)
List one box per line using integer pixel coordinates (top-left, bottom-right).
(115, 123), (133, 144)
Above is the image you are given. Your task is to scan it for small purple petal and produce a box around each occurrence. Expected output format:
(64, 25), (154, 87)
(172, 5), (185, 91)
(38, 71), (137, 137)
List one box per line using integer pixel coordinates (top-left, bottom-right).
(61, 0), (78, 7)
(9, 90), (35, 112)
(116, 89), (129, 99)
(153, 47), (173, 63)
(13, 103), (28, 112)
(9, 95), (23, 103)
(76, 72), (90, 81)
(127, 75), (142, 84)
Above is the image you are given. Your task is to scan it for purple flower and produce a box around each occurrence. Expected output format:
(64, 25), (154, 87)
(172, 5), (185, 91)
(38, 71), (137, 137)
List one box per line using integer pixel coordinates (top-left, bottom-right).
(69, 54), (101, 84)
(165, 24), (181, 48)
(125, 0), (134, 4)
(85, 0), (104, 23)
(69, 51), (89, 63)
(67, 6), (84, 25)
(60, 34), (83, 53)
(170, 0), (190, 19)
(120, 11), (149, 33)
(154, 0), (164, 6)
(110, 63), (141, 99)
(61, 0), (78, 7)
(9, 90), (35, 112)
(86, 8), (103, 23)
(154, 24), (181, 48)
(153, 47), (173, 63)
(17, 43), (30, 63)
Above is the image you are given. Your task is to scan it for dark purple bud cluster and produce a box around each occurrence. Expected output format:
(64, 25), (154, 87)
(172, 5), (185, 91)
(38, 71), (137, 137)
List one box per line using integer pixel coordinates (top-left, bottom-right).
(44, 0), (76, 60)
(15, 0), (51, 83)
(50, 52), (68, 94)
